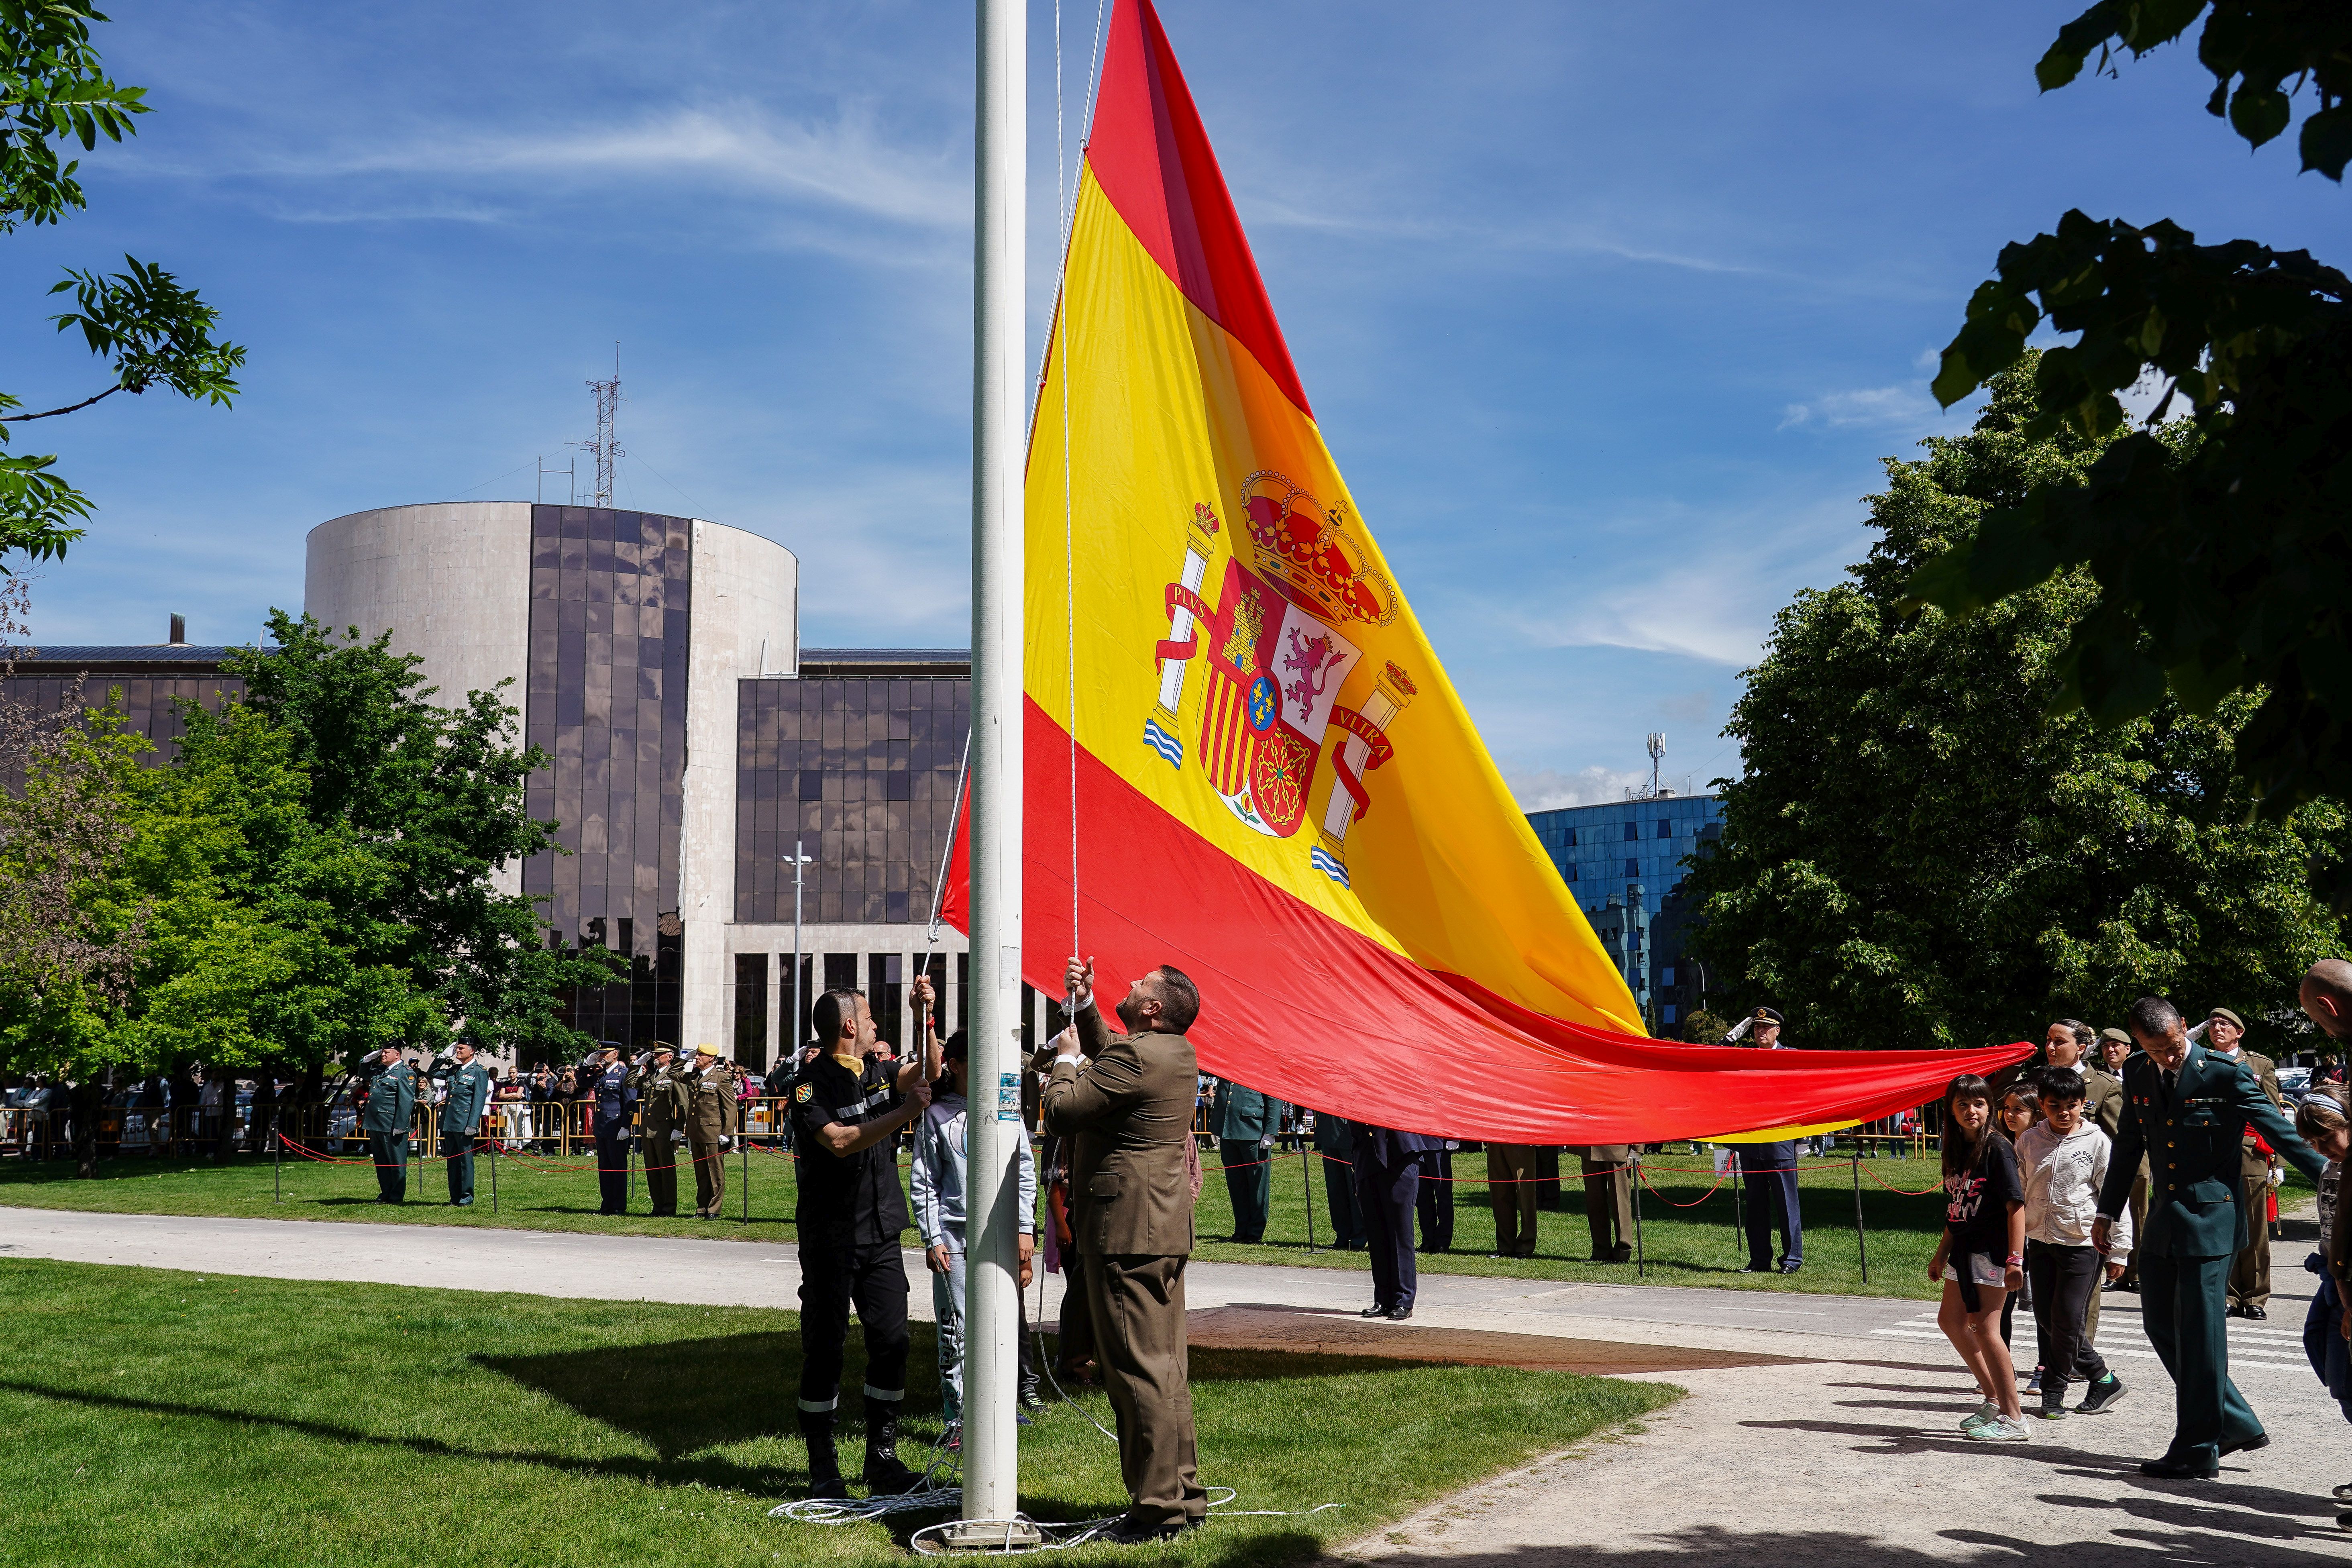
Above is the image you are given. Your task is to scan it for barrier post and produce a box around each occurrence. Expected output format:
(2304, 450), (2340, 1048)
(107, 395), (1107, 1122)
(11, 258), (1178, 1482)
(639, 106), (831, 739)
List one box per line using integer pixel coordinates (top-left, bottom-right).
(1631, 1148), (1646, 1278)
(741, 1133), (750, 1225)
(1730, 1151), (1745, 1262)
(1851, 1148), (1869, 1284)
(1302, 1132), (1317, 1252)
(489, 1130), (499, 1214)
(273, 1126), (282, 1203)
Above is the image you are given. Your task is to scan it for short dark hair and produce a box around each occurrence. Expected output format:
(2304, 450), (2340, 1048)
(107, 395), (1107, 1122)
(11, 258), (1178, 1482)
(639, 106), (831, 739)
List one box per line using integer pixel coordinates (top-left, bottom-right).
(811, 988), (863, 1047)
(2055, 1019), (2095, 1050)
(2037, 1066), (2086, 1104)
(942, 1029), (969, 1062)
(2126, 995), (2182, 1038)
(1151, 965), (1201, 1033)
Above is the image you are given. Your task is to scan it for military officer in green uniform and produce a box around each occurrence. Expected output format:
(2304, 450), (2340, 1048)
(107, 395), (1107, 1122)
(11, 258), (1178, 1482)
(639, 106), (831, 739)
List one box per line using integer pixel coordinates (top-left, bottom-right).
(1208, 1077), (1287, 1244)
(2093, 995), (2325, 1478)
(439, 1040), (493, 1207)
(631, 1043), (689, 1217)
(357, 1045), (419, 1204)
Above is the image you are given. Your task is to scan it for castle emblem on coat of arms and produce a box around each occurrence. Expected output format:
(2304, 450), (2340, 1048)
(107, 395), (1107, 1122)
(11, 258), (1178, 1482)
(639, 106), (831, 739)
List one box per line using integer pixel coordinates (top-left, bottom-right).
(1143, 474), (1414, 887)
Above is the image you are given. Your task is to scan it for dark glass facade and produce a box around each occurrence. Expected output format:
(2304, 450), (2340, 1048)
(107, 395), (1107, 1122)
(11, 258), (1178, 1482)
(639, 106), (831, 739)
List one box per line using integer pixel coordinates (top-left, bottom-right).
(732, 675), (970, 928)
(523, 504), (694, 1049)
(0, 654), (247, 790)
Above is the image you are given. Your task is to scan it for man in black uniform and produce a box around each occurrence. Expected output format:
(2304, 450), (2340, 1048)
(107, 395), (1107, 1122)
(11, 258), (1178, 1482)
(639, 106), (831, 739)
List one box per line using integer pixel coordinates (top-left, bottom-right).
(790, 985), (934, 1499)
(587, 1043), (636, 1217)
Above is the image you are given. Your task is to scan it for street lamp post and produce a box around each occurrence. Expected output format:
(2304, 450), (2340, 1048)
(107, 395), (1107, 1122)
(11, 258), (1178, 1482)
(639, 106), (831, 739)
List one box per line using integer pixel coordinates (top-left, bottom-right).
(784, 840), (814, 1066)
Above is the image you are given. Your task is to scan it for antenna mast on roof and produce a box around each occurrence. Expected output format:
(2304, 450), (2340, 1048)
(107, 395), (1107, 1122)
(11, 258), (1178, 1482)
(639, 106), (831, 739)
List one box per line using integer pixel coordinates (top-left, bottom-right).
(576, 344), (622, 508)
(1624, 733), (1669, 800)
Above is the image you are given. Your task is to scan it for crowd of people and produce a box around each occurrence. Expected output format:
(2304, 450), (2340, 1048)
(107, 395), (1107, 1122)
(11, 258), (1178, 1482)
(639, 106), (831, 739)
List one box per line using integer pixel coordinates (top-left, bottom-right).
(1921, 964), (2352, 1519)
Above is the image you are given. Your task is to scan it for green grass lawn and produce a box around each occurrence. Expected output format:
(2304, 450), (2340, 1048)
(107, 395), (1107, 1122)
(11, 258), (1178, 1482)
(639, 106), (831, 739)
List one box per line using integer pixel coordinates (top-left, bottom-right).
(0, 1258), (1677, 1568)
(0, 1138), (1962, 1298)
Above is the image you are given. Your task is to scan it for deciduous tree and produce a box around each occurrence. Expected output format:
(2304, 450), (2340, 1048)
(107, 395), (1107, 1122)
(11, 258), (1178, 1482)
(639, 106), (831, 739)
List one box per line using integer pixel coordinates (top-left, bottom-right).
(1687, 361), (2346, 1054)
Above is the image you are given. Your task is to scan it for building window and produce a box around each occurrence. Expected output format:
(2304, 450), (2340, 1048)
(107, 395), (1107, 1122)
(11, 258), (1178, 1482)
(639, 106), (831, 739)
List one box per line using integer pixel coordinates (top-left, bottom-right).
(1565, 828), (1577, 847)
(1657, 819), (1672, 838)
(1625, 858), (1639, 877)
(1622, 821), (1639, 842)
(868, 952), (904, 1051)
(734, 953), (769, 1072)
(1565, 864), (1578, 883)
(1663, 1004), (1678, 1025)
(1661, 966), (1675, 988)
(781, 953), (813, 1052)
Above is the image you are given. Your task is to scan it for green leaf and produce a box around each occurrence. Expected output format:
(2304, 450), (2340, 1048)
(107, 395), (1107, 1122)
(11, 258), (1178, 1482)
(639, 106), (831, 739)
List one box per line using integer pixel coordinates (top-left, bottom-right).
(2301, 103), (2352, 181)
(2228, 82), (2292, 148)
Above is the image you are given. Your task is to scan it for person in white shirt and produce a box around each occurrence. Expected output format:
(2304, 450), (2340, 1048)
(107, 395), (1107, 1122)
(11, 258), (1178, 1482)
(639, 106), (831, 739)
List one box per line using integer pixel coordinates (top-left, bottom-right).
(2018, 1066), (2132, 1420)
(910, 1029), (1041, 1432)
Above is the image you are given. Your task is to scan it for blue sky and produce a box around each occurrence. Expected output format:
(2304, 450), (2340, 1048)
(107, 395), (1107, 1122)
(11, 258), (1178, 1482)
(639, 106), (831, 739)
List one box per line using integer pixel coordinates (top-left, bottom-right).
(3, 1), (2340, 805)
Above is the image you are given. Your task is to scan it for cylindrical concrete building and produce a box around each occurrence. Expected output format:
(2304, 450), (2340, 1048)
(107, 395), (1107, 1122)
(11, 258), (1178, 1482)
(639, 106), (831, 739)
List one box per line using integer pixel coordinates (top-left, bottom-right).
(306, 502), (798, 1052)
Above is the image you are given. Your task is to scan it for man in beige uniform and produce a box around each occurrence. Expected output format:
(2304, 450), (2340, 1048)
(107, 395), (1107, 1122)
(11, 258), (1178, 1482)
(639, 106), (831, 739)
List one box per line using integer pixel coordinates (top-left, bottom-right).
(2205, 1007), (2285, 1318)
(1042, 954), (1208, 1545)
(684, 1043), (741, 1219)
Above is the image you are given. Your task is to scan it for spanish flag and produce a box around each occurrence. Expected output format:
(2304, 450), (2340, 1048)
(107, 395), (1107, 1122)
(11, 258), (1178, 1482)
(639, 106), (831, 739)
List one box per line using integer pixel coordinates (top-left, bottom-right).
(948, 0), (2026, 1141)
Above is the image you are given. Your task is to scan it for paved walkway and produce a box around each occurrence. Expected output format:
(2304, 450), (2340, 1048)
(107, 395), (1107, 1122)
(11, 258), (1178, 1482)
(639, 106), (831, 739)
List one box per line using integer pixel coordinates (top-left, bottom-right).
(7, 1204), (2348, 1562)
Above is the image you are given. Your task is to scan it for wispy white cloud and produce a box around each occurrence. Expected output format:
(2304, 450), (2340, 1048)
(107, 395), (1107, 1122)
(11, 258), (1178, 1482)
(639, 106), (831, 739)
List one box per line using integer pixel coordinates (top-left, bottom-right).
(1658, 689), (1711, 726)
(1778, 383), (1940, 431)
(143, 103), (972, 231)
(1503, 763), (1649, 812)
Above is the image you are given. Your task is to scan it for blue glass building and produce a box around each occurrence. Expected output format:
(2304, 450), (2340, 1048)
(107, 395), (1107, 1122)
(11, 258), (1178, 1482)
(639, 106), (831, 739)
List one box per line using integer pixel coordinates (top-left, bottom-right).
(1525, 793), (1724, 1032)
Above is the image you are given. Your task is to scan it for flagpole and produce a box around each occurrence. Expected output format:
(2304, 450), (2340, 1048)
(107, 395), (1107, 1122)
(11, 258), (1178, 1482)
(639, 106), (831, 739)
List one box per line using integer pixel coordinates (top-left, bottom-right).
(955, 0), (1030, 1541)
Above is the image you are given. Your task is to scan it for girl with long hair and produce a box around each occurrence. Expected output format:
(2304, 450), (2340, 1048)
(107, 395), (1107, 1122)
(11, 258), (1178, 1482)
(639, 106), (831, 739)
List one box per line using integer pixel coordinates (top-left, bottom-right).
(1930, 1073), (2030, 1441)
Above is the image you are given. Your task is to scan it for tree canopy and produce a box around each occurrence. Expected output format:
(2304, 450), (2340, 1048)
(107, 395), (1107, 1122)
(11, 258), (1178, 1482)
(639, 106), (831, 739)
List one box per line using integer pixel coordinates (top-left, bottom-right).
(1686, 359), (2346, 1055)
(1907, 0), (2352, 903)
(0, 614), (618, 1075)
(0, 2), (242, 565)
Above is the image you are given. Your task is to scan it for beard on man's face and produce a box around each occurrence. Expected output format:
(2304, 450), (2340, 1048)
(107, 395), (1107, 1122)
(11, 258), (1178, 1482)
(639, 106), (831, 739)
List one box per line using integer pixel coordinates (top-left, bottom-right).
(1115, 987), (1148, 1033)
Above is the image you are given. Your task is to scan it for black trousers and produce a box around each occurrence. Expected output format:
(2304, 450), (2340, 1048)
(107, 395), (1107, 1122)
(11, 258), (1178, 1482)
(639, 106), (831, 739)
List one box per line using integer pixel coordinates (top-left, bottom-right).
(442, 1132), (475, 1203)
(2026, 1240), (2109, 1397)
(594, 1128), (630, 1214)
(1415, 1149), (1455, 1251)
(1355, 1154), (1420, 1311)
(1321, 1154), (1363, 1248)
(798, 1235), (912, 1412)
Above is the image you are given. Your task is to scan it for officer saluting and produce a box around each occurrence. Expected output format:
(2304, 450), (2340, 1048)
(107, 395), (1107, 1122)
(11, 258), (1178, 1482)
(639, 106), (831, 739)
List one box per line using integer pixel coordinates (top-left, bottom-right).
(439, 1039), (493, 1207)
(683, 1043), (741, 1219)
(2093, 995), (2326, 1478)
(630, 1044), (688, 1217)
(789, 980), (935, 1500)
(587, 1043), (636, 1217)
(357, 1046), (418, 1204)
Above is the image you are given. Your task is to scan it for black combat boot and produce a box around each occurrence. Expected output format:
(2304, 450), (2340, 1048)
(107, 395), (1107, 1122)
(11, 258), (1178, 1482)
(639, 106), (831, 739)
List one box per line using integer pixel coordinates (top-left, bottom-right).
(798, 1410), (851, 1500)
(861, 1394), (923, 1495)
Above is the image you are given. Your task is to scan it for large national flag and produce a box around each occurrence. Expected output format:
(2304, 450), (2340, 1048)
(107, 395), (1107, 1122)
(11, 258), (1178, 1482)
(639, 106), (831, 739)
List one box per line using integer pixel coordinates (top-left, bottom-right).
(944, 0), (2026, 1141)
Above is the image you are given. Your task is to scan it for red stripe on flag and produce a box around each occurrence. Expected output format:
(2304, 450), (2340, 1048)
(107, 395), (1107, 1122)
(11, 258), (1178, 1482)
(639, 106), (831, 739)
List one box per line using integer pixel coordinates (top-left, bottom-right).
(1085, 0), (1313, 418)
(937, 701), (2030, 1142)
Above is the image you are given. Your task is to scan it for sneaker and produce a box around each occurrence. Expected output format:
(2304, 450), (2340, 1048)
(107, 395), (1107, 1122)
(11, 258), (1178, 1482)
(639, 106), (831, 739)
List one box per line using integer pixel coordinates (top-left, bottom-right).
(1967, 1415), (2031, 1442)
(1959, 1399), (1999, 1432)
(2026, 1365), (2043, 1393)
(2075, 1374), (2128, 1415)
(2035, 1394), (2069, 1421)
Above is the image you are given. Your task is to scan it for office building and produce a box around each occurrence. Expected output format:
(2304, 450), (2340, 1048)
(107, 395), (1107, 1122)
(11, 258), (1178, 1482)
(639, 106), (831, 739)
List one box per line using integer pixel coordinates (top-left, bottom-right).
(1525, 793), (1724, 1031)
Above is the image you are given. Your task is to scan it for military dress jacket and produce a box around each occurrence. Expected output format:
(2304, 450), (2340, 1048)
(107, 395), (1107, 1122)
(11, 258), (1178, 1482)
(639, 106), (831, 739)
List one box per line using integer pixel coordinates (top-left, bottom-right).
(438, 1060), (493, 1135)
(683, 1063), (740, 1143)
(359, 1062), (417, 1136)
(1209, 1078), (1288, 1143)
(1041, 1001), (1197, 1258)
(2098, 1044), (2324, 1260)
(2081, 1064), (2125, 1140)
(632, 1062), (689, 1137)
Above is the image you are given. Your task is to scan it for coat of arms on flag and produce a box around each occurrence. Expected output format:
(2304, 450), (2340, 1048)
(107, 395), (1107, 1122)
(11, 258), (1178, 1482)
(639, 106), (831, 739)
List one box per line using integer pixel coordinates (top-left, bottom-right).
(1146, 471), (1398, 843)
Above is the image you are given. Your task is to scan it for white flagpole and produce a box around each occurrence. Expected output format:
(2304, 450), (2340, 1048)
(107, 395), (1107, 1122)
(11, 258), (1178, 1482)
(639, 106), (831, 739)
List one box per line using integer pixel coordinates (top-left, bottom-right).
(959, 0), (1028, 1537)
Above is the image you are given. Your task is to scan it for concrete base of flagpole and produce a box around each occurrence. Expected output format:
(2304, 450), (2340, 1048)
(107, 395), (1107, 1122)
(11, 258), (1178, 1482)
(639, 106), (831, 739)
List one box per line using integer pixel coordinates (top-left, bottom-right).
(924, 1519), (1046, 1553)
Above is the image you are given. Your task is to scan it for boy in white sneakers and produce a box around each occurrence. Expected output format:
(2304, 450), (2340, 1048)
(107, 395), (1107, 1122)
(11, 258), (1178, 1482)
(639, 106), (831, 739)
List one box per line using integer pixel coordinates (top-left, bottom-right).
(2019, 1066), (2131, 1420)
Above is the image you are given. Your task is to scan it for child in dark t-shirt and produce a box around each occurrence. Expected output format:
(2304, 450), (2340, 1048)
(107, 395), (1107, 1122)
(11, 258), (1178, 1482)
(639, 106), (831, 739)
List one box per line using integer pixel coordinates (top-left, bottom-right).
(1931, 1073), (2028, 1443)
